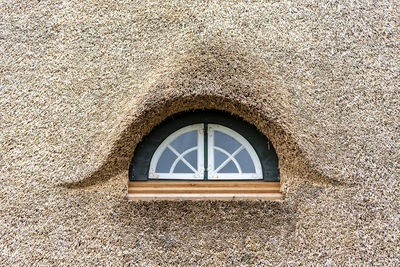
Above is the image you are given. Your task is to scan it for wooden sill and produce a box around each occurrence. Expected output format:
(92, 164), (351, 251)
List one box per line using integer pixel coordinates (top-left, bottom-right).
(128, 181), (282, 201)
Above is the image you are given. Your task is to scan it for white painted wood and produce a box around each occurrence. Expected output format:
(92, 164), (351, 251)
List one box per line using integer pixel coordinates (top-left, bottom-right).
(213, 146), (243, 173)
(169, 146), (198, 173)
(149, 124), (204, 179)
(149, 123), (263, 180)
(208, 124), (263, 180)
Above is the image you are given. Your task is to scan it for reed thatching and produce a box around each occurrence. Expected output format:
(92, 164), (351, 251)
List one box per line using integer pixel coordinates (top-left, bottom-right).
(1, 0), (399, 265)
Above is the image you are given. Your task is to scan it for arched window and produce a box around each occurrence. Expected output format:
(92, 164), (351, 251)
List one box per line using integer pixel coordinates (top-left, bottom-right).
(129, 110), (281, 200)
(148, 124), (263, 180)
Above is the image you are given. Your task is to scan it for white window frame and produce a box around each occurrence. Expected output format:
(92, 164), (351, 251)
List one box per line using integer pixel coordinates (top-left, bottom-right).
(149, 123), (263, 180)
(148, 124), (204, 179)
(207, 124), (263, 180)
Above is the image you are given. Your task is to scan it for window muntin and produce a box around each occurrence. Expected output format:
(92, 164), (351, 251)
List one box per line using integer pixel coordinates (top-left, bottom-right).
(149, 123), (262, 180)
(208, 124), (262, 180)
(149, 124), (204, 179)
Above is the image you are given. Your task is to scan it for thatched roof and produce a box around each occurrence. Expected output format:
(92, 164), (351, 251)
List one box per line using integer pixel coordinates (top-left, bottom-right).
(1, 0), (399, 265)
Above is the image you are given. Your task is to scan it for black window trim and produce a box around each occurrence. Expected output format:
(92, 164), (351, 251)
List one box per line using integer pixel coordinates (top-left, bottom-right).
(129, 110), (280, 182)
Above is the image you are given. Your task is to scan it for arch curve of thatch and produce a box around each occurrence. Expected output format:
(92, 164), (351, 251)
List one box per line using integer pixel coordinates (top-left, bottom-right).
(63, 45), (332, 188)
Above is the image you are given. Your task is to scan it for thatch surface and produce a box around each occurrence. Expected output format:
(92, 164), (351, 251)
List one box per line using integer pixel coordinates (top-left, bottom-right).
(1, 0), (399, 265)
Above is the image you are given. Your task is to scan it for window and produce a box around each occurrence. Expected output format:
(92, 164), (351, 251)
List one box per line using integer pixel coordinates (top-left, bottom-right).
(129, 110), (281, 200)
(149, 124), (262, 180)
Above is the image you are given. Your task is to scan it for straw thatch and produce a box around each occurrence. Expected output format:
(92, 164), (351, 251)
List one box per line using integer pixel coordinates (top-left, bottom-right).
(1, 0), (399, 265)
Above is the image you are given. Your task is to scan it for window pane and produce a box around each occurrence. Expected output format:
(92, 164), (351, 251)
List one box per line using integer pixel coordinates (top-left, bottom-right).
(173, 160), (194, 173)
(214, 149), (228, 170)
(155, 148), (177, 173)
(183, 150), (197, 170)
(235, 149), (255, 173)
(214, 130), (241, 154)
(170, 130), (197, 153)
(218, 160), (239, 173)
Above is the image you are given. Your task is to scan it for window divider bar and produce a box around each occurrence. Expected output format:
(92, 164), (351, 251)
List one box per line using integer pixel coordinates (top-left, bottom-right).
(203, 123), (208, 180)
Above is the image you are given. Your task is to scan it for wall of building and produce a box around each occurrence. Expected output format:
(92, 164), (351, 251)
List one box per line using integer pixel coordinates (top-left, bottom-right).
(1, 0), (399, 265)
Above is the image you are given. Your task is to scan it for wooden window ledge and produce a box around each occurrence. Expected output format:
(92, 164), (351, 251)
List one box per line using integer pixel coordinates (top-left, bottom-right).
(128, 181), (282, 201)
